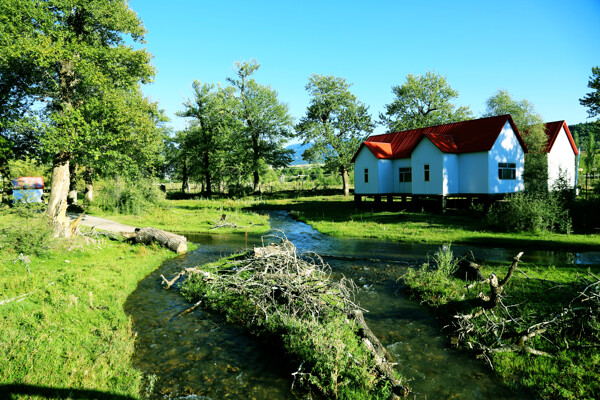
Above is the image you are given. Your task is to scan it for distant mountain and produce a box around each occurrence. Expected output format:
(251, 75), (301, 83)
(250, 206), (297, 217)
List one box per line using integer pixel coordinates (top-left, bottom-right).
(286, 142), (313, 165)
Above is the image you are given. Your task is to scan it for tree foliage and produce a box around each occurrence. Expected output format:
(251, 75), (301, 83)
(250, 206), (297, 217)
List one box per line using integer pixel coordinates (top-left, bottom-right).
(483, 90), (548, 194)
(580, 66), (600, 119)
(380, 71), (472, 132)
(296, 74), (374, 196)
(0, 0), (158, 222)
(226, 60), (294, 193)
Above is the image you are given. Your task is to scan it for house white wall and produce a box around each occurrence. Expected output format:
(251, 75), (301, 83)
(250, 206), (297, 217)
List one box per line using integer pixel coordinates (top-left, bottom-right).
(443, 154), (459, 195)
(392, 158), (412, 193)
(411, 138), (444, 195)
(488, 121), (525, 194)
(353, 146), (380, 194)
(378, 159), (393, 193)
(548, 127), (576, 189)
(458, 152), (489, 193)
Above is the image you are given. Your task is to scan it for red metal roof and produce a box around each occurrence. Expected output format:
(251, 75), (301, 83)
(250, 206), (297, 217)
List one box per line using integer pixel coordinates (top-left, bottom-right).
(353, 114), (526, 161)
(363, 141), (393, 158)
(544, 120), (579, 155)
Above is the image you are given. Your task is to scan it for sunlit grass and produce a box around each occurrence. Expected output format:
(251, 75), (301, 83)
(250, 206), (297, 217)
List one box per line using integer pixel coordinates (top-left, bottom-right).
(0, 208), (177, 398)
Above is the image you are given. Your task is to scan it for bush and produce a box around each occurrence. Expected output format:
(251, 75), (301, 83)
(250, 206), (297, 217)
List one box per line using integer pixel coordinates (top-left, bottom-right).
(487, 192), (572, 234)
(95, 177), (165, 215)
(0, 210), (53, 256)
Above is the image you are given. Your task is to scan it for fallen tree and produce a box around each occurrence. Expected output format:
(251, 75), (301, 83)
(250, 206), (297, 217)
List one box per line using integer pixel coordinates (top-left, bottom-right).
(403, 245), (600, 398)
(168, 232), (409, 399)
(129, 227), (187, 254)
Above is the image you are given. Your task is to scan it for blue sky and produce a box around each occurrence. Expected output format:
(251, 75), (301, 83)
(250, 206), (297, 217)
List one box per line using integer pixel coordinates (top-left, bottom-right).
(128, 0), (600, 136)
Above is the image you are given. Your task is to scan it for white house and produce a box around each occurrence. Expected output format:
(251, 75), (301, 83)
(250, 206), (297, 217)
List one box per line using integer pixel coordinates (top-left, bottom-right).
(543, 120), (579, 190)
(352, 115), (527, 201)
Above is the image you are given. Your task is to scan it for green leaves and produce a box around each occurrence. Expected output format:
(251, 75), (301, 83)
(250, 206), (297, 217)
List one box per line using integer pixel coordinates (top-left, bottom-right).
(296, 74), (374, 195)
(380, 71), (472, 132)
(580, 66), (600, 119)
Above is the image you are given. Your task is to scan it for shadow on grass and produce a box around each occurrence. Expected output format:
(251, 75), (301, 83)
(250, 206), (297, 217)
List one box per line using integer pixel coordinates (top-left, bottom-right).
(0, 384), (136, 399)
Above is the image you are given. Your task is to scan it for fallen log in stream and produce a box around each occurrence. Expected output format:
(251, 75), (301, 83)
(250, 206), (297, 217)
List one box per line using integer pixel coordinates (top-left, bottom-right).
(129, 227), (187, 254)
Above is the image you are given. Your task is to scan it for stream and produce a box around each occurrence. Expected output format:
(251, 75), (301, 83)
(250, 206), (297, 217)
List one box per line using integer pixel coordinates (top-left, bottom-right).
(124, 211), (599, 399)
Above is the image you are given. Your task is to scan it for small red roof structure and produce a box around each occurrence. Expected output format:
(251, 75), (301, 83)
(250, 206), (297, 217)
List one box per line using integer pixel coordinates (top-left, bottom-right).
(543, 120), (579, 155)
(352, 114), (526, 162)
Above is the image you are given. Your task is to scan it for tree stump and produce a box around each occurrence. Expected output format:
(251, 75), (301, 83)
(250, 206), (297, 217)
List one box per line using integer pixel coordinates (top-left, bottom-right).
(133, 227), (187, 254)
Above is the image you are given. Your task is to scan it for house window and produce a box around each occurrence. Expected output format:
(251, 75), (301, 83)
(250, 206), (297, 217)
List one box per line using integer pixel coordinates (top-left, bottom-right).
(424, 164), (430, 182)
(399, 167), (412, 183)
(364, 168), (369, 183)
(498, 162), (516, 180)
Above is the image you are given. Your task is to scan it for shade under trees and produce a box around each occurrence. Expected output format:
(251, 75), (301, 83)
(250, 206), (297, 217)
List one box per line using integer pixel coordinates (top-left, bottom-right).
(483, 90), (548, 194)
(379, 71), (473, 132)
(296, 74), (375, 196)
(0, 0), (158, 234)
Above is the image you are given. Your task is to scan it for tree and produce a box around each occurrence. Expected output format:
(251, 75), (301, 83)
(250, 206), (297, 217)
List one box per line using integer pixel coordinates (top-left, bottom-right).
(0, 0), (154, 232)
(296, 74), (375, 196)
(226, 60), (294, 193)
(177, 81), (238, 196)
(580, 66), (600, 118)
(483, 90), (548, 194)
(380, 71), (472, 132)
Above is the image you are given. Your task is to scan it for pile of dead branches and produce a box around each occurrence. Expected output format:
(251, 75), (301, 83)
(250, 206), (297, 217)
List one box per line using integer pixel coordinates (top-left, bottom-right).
(172, 231), (408, 399)
(451, 253), (600, 367)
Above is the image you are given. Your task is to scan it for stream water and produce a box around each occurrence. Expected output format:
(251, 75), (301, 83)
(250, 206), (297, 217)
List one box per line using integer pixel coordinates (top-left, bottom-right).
(124, 211), (598, 399)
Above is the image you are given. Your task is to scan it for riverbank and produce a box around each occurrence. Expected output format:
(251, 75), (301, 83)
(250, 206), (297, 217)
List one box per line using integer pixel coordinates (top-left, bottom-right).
(252, 195), (600, 251)
(0, 207), (180, 399)
(90, 198), (270, 236)
(402, 246), (600, 399)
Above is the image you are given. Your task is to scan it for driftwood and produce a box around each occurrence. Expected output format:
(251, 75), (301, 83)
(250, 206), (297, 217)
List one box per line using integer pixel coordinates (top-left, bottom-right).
(349, 310), (409, 398)
(132, 227), (187, 254)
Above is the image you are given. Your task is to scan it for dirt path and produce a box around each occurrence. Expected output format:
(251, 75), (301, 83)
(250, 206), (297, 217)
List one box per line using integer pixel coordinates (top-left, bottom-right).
(67, 212), (137, 234)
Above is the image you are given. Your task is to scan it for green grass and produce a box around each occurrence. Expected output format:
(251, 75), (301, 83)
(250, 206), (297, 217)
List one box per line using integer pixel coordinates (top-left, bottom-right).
(90, 198), (270, 235)
(403, 246), (600, 399)
(253, 195), (600, 251)
(0, 207), (179, 399)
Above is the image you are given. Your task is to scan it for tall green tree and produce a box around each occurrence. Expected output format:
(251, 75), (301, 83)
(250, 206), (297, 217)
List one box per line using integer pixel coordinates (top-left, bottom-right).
(580, 66), (600, 118)
(226, 60), (294, 193)
(0, 0), (155, 230)
(483, 90), (548, 194)
(177, 81), (238, 196)
(380, 71), (472, 132)
(296, 74), (375, 196)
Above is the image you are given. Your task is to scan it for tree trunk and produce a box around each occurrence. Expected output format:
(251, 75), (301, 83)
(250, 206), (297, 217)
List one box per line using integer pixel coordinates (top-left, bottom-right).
(47, 152), (72, 237)
(204, 154), (212, 197)
(253, 170), (260, 193)
(68, 162), (78, 205)
(340, 166), (350, 196)
(132, 227), (187, 254)
(83, 167), (94, 203)
(181, 156), (190, 193)
(0, 155), (11, 205)
(47, 152), (71, 219)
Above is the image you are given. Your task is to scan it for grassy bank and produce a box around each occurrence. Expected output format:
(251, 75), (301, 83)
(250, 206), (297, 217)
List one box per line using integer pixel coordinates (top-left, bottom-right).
(402, 246), (600, 399)
(91, 198), (270, 235)
(253, 195), (600, 251)
(0, 207), (178, 399)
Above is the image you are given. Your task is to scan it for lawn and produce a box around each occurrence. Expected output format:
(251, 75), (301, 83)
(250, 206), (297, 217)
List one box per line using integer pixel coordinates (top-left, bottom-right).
(0, 206), (179, 399)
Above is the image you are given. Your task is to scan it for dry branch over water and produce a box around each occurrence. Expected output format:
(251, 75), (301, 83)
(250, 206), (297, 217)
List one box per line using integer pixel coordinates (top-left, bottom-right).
(171, 232), (408, 399)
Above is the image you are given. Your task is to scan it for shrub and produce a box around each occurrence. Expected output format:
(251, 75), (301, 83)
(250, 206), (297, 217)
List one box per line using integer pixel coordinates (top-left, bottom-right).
(95, 177), (165, 215)
(487, 192), (572, 234)
(0, 210), (53, 255)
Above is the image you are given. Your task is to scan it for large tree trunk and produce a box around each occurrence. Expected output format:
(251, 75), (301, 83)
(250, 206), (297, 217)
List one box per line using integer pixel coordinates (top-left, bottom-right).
(132, 227), (187, 254)
(47, 152), (72, 237)
(252, 132), (260, 194)
(340, 165), (350, 196)
(204, 152), (212, 197)
(83, 166), (94, 203)
(68, 162), (78, 205)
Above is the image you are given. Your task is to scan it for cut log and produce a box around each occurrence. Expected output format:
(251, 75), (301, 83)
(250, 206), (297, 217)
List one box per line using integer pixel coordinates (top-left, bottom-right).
(133, 227), (187, 254)
(348, 310), (409, 398)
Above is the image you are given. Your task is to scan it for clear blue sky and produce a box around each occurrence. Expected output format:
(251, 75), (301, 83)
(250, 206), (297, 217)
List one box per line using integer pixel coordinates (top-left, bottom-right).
(128, 0), (600, 136)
